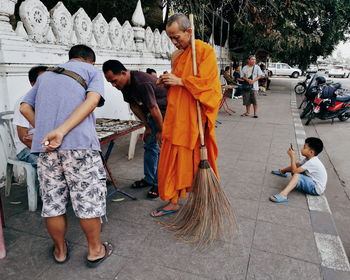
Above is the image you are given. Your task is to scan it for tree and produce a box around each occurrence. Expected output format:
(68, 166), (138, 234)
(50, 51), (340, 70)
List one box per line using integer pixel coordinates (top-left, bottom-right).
(165, 0), (350, 68)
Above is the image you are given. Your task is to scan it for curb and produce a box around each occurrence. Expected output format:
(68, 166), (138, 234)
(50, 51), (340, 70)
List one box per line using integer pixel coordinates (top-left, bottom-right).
(291, 91), (350, 279)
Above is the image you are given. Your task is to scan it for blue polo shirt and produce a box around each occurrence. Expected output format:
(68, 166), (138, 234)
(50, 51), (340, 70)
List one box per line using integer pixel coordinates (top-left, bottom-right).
(22, 60), (105, 153)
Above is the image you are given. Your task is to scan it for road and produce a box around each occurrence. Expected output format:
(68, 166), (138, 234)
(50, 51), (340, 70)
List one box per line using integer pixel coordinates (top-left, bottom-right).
(272, 74), (350, 258)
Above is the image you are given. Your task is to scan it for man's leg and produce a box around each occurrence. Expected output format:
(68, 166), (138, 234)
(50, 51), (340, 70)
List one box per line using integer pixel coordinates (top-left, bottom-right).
(80, 218), (105, 260)
(246, 105), (251, 115)
(270, 173), (299, 201)
(143, 120), (160, 186)
(253, 104), (258, 116)
(45, 215), (68, 262)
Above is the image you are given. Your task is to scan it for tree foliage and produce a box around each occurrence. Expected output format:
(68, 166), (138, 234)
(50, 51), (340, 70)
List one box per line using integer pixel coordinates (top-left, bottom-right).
(166, 0), (350, 68)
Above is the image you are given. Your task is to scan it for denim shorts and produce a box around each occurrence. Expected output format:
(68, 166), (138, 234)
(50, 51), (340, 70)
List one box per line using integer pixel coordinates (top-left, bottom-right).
(295, 174), (318, 195)
(37, 150), (107, 218)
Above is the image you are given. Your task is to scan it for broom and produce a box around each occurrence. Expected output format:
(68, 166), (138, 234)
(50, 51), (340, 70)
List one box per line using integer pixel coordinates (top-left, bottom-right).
(166, 14), (236, 248)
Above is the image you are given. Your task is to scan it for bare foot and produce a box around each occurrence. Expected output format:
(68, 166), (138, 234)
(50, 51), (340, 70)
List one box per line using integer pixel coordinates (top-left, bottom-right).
(87, 243), (105, 261)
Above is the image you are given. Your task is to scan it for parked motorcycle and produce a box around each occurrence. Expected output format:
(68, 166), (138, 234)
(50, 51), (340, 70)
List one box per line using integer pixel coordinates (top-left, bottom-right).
(294, 74), (311, 95)
(305, 85), (350, 125)
(299, 75), (324, 118)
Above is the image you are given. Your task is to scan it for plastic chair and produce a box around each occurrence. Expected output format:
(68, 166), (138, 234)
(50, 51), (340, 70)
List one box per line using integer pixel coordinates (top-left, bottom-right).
(0, 111), (38, 212)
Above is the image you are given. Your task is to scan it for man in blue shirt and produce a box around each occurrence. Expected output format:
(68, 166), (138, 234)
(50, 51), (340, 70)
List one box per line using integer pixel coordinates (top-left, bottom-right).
(20, 45), (112, 267)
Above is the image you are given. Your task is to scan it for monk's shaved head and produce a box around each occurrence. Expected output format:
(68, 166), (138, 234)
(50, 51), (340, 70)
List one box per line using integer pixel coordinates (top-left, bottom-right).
(166, 13), (191, 31)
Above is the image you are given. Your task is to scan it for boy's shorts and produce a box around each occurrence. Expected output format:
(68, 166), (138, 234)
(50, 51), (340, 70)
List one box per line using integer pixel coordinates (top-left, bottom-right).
(295, 174), (318, 195)
(37, 150), (107, 219)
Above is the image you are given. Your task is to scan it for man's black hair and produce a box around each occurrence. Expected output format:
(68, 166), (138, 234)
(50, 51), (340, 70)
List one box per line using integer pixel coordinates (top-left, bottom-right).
(224, 66), (230, 71)
(102, 60), (127, 74)
(28, 66), (48, 84)
(146, 68), (156, 74)
(69, 44), (96, 62)
(305, 137), (323, 156)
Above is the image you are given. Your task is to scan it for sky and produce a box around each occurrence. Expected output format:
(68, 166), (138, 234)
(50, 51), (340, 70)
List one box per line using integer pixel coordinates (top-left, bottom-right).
(332, 41), (350, 59)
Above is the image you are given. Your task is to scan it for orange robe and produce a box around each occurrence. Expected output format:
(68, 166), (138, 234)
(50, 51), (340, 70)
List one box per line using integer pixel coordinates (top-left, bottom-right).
(158, 40), (222, 202)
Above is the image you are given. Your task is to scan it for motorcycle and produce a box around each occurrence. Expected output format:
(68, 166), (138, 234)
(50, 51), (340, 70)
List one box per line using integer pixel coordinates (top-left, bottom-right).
(294, 74), (311, 95)
(305, 85), (350, 125)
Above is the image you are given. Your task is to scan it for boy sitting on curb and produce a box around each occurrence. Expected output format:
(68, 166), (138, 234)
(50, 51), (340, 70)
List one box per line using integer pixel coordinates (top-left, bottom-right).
(270, 137), (327, 203)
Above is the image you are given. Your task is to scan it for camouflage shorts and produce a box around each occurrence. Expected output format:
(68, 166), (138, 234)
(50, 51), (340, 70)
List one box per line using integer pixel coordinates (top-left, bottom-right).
(37, 150), (107, 219)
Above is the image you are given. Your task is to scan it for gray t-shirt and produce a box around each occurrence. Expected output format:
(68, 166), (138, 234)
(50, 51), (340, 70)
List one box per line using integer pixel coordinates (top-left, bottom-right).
(242, 65), (263, 90)
(22, 60), (105, 153)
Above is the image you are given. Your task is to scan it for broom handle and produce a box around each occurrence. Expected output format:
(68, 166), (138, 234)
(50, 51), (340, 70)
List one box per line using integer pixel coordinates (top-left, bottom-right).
(189, 14), (205, 147)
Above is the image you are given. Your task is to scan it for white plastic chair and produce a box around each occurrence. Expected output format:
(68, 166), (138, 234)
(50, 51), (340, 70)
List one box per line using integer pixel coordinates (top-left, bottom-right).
(0, 111), (38, 211)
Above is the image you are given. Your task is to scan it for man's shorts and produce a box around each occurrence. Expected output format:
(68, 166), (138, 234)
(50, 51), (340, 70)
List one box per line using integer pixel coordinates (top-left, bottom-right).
(243, 89), (257, 105)
(37, 150), (107, 218)
(295, 174), (318, 195)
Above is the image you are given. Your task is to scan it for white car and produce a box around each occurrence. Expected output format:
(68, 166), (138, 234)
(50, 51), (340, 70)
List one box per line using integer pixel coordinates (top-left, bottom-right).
(267, 62), (302, 78)
(306, 65), (318, 73)
(328, 65), (350, 78)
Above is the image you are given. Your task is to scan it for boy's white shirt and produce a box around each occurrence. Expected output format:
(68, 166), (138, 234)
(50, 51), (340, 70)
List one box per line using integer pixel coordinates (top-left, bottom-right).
(299, 156), (327, 194)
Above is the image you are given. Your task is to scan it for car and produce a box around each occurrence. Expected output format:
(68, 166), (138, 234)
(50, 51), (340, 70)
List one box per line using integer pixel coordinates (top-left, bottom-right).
(306, 64), (318, 73)
(267, 62), (302, 78)
(317, 64), (328, 71)
(328, 65), (350, 78)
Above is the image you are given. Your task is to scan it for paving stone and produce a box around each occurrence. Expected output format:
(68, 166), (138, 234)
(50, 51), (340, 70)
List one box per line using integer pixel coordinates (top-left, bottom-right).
(321, 267), (350, 280)
(0, 231), (53, 280)
(310, 211), (338, 235)
(116, 258), (209, 280)
(253, 221), (320, 264)
(257, 201), (313, 231)
(231, 198), (259, 220)
(246, 248), (322, 280)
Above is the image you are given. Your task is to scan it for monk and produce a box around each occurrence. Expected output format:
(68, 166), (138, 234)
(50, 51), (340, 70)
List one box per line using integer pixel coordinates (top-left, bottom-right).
(151, 13), (221, 217)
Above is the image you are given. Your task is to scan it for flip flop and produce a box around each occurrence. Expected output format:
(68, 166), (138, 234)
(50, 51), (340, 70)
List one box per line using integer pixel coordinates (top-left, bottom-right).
(271, 170), (288, 178)
(86, 242), (113, 268)
(150, 208), (178, 218)
(147, 185), (158, 199)
(51, 240), (70, 264)
(253, 115), (258, 118)
(240, 113), (249, 117)
(131, 179), (151, 189)
(270, 193), (289, 203)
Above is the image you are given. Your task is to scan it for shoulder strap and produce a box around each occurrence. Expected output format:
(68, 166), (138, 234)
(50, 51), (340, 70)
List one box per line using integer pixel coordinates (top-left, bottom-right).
(46, 67), (88, 90)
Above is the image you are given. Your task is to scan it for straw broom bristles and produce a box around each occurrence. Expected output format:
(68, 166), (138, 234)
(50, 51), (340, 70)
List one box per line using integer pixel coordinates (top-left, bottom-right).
(164, 14), (236, 248)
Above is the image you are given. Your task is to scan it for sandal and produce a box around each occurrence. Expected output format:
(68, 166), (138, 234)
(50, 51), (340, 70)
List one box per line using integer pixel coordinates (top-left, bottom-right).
(51, 240), (70, 264)
(147, 185), (158, 199)
(131, 179), (151, 189)
(150, 208), (179, 218)
(240, 113), (249, 117)
(86, 242), (113, 268)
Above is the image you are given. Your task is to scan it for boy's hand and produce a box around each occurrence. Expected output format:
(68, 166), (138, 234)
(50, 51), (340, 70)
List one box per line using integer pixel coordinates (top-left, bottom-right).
(287, 147), (296, 158)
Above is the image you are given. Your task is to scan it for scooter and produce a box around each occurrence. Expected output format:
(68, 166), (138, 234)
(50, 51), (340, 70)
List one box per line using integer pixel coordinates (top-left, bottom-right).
(294, 74), (311, 95)
(305, 85), (350, 125)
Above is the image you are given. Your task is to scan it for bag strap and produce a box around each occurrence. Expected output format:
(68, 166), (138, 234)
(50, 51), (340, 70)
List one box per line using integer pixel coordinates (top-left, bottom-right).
(46, 67), (88, 90)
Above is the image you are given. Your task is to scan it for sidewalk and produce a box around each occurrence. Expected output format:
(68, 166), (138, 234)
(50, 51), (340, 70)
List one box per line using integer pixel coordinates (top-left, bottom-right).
(1, 79), (349, 279)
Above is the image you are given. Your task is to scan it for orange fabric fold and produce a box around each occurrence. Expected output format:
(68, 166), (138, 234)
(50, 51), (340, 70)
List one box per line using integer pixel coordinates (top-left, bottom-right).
(158, 40), (221, 202)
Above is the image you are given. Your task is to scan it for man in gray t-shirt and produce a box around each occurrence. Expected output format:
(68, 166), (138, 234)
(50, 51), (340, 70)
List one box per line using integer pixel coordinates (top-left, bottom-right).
(241, 55), (263, 118)
(20, 45), (113, 267)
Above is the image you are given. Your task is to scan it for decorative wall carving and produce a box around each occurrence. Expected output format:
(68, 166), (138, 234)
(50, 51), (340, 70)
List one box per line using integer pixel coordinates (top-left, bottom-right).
(122, 20), (135, 51)
(161, 30), (169, 55)
(109, 17), (122, 50)
(49, 1), (72, 45)
(131, 0), (145, 27)
(92, 13), (109, 49)
(19, 0), (50, 43)
(153, 28), (161, 54)
(144, 26), (153, 52)
(72, 8), (92, 45)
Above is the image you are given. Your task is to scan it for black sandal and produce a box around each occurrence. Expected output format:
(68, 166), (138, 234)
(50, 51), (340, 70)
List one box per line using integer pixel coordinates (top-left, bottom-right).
(147, 185), (159, 199)
(131, 179), (151, 189)
(86, 242), (113, 268)
(51, 240), (70, 264)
